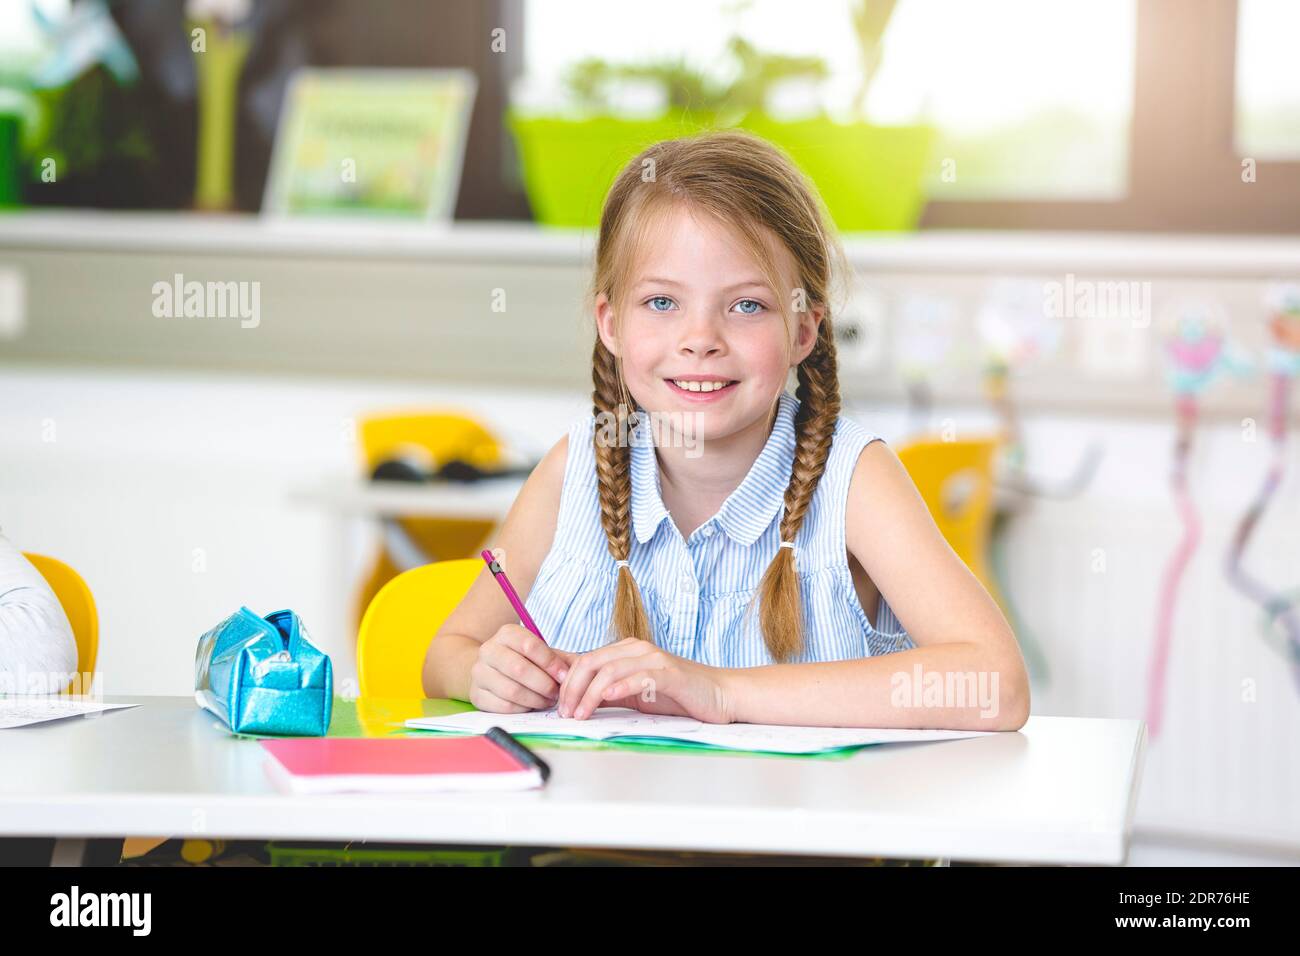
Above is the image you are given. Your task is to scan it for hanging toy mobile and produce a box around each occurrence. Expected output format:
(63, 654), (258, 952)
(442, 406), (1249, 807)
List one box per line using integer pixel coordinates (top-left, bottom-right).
(973, 279), (1103, 688)
(976, 279), (1105, 496)
(1223, 283), (1300, 692)
(1147, 301), (1251, 739)
(895, 293), (963, 437)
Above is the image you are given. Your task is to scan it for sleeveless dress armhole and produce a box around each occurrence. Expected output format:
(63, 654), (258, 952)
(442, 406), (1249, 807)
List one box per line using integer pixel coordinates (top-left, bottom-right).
(523, 416), (590, 605)
(833, 420), (915, 655)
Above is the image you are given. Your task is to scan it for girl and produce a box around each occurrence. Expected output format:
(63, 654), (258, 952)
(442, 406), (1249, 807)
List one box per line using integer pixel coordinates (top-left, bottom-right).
(423, 130), (1028, 731)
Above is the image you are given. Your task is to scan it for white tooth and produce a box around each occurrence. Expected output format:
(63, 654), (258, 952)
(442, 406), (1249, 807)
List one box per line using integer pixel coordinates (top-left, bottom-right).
(673, 379), (733, 392)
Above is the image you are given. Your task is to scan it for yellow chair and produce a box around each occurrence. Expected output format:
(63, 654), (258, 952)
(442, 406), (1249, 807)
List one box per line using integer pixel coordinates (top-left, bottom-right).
(24, 553), (161, 861)
(895, 436), (1006, 612)
(356, 557), (483, 699)
(354, 411), (505, 640)
(23, 552), (97, 694)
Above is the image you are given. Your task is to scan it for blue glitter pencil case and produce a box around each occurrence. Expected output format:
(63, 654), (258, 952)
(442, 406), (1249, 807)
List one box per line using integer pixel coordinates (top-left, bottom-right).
(194, 607), (333, 736)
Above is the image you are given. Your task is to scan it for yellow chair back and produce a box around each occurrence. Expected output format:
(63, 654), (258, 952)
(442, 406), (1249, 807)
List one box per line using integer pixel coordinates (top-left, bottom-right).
(895, 436), (1005, 608)
(353, 412), (504, 635)
(23, 552), (98, 694)
(359, 412), (503, 473)
(356, 557), (482, 699)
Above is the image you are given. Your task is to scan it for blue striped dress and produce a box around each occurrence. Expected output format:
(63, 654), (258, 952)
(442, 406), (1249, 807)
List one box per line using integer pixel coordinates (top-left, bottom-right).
(523, 390), (915, 667)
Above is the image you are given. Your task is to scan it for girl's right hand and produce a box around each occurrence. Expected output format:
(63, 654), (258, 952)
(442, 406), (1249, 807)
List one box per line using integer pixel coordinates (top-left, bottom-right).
(469, 623), (575, 713)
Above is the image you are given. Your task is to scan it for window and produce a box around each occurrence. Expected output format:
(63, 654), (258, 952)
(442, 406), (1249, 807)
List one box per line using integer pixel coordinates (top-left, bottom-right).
(518, 0), (1300, 233)
(1234, 0), (1300, 159)
(520, 0), (1135, 200)
(868, 0), (1135, 199)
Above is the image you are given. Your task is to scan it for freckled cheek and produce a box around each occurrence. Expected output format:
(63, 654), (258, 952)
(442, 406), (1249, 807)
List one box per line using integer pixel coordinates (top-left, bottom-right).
(618, 334), (670, 396)
(733, 330), (792, 388)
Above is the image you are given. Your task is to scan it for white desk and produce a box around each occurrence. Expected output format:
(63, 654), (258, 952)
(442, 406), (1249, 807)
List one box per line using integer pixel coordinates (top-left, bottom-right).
(288, 477), (524, 520)
(0, 696), (1145, 865)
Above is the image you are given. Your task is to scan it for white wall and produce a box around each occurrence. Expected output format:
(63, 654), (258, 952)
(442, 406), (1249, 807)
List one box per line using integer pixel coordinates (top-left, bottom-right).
(0, 363), (589, 697)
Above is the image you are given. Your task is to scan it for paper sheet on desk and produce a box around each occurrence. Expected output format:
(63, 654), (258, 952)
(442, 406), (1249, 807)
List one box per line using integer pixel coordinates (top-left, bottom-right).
(405, 707), (994, 755)
(0, 698), (139, 729)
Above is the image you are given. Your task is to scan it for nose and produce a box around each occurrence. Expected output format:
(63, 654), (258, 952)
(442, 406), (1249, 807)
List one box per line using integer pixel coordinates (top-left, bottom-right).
(676, 309), (726, 358)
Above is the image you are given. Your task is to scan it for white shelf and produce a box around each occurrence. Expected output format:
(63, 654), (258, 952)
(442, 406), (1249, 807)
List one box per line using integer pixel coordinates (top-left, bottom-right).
(4, 209), (1300, 276)
(0, 210), (595, 263)
(289, 476), (524, 519)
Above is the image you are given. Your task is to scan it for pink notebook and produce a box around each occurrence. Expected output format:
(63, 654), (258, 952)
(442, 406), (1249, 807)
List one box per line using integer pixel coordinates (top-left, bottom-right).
(260, 734), (549, 794)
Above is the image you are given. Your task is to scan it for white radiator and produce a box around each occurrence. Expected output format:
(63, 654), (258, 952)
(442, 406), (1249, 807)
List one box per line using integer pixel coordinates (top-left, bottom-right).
(1000, 417), (1300, 849)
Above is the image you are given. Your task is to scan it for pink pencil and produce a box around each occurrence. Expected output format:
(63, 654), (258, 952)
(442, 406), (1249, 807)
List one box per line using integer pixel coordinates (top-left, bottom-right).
(481, 549), (547, 644)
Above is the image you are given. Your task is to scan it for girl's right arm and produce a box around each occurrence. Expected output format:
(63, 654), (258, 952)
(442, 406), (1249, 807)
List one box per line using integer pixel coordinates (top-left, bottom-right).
(420, 432), (574, 711)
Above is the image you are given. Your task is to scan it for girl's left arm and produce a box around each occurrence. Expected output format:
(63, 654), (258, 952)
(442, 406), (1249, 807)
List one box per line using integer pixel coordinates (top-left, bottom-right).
(723, 440), (1030, 731)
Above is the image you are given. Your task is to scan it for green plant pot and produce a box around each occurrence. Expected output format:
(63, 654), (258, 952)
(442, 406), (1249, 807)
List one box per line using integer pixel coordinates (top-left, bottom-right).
(504, 108), (721, 228)
(743, 113), (935, 232)
(505, 108), (934, 232)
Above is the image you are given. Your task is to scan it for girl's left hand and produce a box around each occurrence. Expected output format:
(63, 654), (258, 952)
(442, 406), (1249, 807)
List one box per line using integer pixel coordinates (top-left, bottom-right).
(556, 638), (734, 724)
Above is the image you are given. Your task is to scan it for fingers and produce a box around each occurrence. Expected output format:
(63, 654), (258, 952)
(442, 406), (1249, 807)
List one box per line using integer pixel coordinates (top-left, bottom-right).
(474, 659), (555, 710)
(508, 628), (574, 684)
(473, 644), (556, 711)
(601, 671), (691, 717)
(556, 638), (642, 716)
(571, 657), (667, 720)
(599, 669), (662, 705)
(470, 685), (532, 714)
(485, 628), (562, 700)
(500, 626), (572, 685)
(558, 639), (661, 718)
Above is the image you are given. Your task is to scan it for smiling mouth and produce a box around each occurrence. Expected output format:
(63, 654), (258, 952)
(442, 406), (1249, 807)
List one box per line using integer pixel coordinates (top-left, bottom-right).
(664, 378), (739, 394)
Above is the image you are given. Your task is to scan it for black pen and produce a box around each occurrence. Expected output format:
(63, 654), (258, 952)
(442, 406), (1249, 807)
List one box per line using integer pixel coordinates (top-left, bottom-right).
(485, 726), (551, 784)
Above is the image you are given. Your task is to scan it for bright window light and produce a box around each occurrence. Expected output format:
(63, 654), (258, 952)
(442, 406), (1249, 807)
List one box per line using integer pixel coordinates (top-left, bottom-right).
(521, 0), (1135, 200)
(1235, 0), (1300, 159)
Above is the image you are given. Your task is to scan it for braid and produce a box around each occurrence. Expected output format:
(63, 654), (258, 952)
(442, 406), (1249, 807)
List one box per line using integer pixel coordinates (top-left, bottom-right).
(592, 338), (654, 643)
(786, 321), (842, 532)
(749, 321), (841, 662)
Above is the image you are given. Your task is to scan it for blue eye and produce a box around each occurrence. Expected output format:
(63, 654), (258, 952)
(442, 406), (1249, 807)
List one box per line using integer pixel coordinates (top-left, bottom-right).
(646, 296), (676, 313)
(733, 298), (764, 315)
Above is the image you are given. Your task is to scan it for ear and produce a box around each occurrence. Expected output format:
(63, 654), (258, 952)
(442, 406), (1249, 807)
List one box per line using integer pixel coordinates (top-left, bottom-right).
(595, 292), (620, 357)
(792, 302), (824, 366)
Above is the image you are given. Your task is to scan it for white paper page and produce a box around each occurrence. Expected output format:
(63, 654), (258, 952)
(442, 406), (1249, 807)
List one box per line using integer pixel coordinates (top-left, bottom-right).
(0, 698), (139, 729)
(666, 722), (994, 754)
(406, 707), (996, 754)
(407, 706), (703, 741)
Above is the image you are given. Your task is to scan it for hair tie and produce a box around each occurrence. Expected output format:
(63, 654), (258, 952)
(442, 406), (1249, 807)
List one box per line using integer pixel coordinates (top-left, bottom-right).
(779, 540), (797, 552)
(615, 559), (630, 569)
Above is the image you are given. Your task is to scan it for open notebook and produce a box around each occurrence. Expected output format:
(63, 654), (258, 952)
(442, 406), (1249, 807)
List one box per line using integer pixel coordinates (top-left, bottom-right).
(405, 707), (994, 756)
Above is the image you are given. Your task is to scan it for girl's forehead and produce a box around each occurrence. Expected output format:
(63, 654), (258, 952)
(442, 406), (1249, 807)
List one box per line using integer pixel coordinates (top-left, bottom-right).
(629, 203), (794, 287)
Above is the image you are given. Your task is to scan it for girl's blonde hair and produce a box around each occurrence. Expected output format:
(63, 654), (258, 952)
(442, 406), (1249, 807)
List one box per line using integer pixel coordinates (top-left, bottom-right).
(587, 128), (850, 663)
